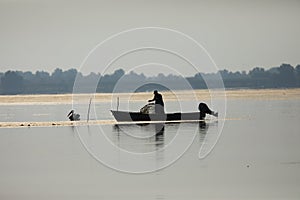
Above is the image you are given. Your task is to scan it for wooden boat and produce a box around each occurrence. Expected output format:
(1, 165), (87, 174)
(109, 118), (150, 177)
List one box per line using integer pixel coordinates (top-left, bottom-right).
(111, 110), (202, 122)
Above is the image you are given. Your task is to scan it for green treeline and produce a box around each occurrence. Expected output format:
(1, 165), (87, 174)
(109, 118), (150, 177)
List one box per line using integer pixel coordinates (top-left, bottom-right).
(0, 63), (300, 95)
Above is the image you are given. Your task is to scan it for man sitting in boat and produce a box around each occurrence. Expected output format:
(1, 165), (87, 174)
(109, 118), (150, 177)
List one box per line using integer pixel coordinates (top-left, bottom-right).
(148, 90), (165, 114)
(198, 103), (218, 120)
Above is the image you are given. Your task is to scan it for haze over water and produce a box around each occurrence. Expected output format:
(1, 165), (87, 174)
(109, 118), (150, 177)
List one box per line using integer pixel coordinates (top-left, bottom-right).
(0, 89), (300, 199)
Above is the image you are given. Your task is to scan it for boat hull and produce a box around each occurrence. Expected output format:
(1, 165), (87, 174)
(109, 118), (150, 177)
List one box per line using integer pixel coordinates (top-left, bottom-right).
(111, 110), (202, 122)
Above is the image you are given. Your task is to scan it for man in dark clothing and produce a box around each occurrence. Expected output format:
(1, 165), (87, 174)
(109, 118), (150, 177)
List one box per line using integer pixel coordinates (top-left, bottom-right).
(198, 102), (218, 120)
(148, 90), (165, 114)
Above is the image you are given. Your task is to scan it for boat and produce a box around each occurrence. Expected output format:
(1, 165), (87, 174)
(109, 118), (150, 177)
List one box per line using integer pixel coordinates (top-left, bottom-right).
(111, 102), (218, 122)
(111, 110), (203, 122)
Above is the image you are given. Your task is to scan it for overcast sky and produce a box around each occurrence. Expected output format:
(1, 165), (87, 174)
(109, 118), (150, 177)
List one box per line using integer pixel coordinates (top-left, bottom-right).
(0, 0), (299, 76)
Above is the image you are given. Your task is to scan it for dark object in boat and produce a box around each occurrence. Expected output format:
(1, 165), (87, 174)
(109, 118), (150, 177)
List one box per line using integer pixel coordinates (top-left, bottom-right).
(198, 102), (218, 120)
(67, 110), (80, 121)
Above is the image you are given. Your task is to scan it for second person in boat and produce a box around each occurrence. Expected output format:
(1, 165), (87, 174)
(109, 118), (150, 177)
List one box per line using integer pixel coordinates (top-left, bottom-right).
(148, 90), (165, 114)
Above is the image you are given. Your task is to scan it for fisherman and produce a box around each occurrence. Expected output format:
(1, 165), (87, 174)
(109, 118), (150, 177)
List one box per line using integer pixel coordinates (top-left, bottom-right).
(67, 110), (80, 121)
(148, 90), (165, 114)
(198, 102), (218, 120)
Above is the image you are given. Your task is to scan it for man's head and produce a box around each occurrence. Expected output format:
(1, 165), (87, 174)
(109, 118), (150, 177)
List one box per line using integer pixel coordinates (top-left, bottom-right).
(154, 90), (158, 94)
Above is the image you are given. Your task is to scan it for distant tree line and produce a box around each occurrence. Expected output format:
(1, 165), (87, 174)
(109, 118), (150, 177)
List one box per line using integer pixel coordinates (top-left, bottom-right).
(0, 63), (300, 95)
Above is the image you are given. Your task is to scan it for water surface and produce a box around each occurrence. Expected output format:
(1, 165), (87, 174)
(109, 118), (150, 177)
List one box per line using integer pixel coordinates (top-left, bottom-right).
(0, 89), (300, 199)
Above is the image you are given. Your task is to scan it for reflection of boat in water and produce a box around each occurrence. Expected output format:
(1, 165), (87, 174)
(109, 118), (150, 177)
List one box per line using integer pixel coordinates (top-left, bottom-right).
(111, 103), (218, 122)
(114, 123), (165, 137)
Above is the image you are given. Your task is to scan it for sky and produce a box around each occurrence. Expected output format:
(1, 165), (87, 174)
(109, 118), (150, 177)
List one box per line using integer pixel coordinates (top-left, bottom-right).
(0, 0), (299, 76)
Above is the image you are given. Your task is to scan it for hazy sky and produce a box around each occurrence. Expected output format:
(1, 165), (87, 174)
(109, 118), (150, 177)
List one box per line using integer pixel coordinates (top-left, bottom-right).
(0, 0), (299, 76)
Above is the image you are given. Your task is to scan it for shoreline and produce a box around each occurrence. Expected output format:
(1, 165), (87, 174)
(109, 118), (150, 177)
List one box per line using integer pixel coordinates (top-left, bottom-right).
(0, 88), (299, 105)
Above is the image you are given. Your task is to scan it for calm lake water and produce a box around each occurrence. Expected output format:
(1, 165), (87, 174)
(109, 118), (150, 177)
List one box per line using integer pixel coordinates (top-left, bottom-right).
(0, 90), (300, 199)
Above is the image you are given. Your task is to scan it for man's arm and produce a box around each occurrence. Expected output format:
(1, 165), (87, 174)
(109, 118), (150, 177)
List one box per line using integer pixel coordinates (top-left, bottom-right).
(148, 96), (155, 102)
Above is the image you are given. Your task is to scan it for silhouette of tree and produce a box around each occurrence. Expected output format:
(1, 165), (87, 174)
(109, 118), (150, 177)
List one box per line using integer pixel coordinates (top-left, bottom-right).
(1, 64), (300, 94)
(23, 71), (35, 80)
(249, 67), (266, 78)
(50, 68), (66, 93)
(275, 64), (296, 87)
(295, 65), (300, 86)
(110, 69), (125, 81)
(35, 71), (50, 81)
(186, 72), (206, 89)
(62, 68), (79, 91)
(51, 68), (63, 79)
(97, 69), (125, 92)
(1, 71), (24, 94)
(248, 67), (269, 88)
